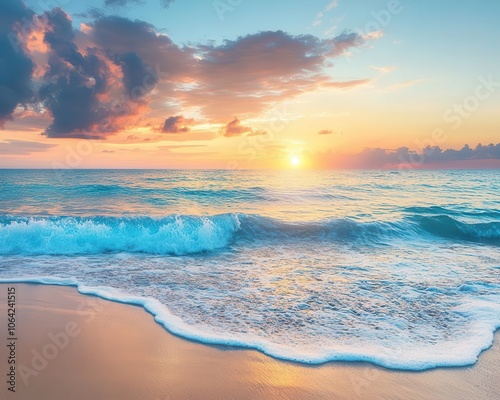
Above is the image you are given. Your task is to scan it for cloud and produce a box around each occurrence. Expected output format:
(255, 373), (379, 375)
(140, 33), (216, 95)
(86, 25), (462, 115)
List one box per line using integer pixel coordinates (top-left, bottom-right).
(312, 12), (324, 27)
(325, 1), (339, 11)
(318, 129), (334, 135)
(104, 0), (176, 9)
(0, 140), (57, 155)
(327, 79), (370, 89)
(89, 15), (190, 80)
(370, 65), (396, 73)
(420, 143), (500, 163)
(38, 8), (123, 138)
(0, 0), (35, 125)
(104, 0), (145, 7)
(222, 117), (266, 137)
(158, 144), (206, 151)
(159, 0), (176, 7)
(246, 130), (267, 137)
(311, 0), (339, 27)
(181, 30), (366, 120)
(113, 52), (157, 98)
(222, 118), (252, 137)
(161, 115), (193, 133)
(363, 30), (384, 40)
(2, 4), (372, 138)
(315, 143), (500, 169)
(33, 9), (166, 138)
(386, 79), (425, 91)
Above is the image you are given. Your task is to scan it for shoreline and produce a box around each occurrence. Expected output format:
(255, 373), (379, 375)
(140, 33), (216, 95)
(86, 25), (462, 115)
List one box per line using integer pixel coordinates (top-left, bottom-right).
(1, 277), (497, 372)
(0, 283), (499, 399)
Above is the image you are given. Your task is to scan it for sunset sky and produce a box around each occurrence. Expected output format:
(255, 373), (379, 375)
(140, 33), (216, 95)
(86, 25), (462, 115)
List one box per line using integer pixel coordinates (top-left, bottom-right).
(1, 0), (499, 169)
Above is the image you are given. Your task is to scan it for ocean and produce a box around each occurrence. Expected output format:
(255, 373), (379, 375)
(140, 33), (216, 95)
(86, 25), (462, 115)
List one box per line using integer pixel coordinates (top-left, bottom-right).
(0, 169), (499, 370)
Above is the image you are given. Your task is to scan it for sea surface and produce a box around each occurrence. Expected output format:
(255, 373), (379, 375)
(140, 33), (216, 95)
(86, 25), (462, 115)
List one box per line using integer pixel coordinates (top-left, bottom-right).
(0, 169), (499, 370)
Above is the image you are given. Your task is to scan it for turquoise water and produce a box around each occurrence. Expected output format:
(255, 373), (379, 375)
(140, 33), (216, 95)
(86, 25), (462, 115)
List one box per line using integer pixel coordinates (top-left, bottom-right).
(0, 169), (499, 370)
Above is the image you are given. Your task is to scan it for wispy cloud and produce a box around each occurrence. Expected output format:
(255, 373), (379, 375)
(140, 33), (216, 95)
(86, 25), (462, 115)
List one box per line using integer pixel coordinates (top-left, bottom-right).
(105, 0), (175, 8)
(0, 140), (57, 155)
(222, 118), (267, 138)
(386, 79), (425, 91)
(311, 0), (339, 27)
(370, 65), (396, 73)
(325, 1), (339, 12)
(363, 30), (384, 40)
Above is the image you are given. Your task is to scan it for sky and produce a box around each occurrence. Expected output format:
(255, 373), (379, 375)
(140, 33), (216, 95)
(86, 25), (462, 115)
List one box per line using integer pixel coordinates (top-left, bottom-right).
(0, 0), (499, 169)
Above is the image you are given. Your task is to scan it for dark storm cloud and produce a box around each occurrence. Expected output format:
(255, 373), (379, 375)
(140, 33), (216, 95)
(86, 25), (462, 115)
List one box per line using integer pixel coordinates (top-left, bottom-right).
(0, 0), (35, 125)
(113, 52), (158, 99)
(90, 15), (190, 80)
(39, 8), (115, 138)
(2, 2), (372, 138)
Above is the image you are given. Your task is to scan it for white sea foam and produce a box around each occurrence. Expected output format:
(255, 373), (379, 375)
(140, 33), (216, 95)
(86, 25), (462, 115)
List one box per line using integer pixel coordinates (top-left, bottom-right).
(1, 247), (498, 371)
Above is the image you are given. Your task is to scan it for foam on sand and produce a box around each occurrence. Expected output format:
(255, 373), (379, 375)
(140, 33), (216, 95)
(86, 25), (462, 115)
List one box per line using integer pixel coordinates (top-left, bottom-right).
(1, 276), (498, 371)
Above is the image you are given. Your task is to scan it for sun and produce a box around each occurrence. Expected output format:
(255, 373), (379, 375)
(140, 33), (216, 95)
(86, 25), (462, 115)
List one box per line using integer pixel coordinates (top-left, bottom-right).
(290, 156), (301, 167)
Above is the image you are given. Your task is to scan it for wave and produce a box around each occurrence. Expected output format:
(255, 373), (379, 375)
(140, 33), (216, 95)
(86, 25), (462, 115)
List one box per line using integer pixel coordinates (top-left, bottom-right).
(0, 276), (498, 371)
(236, 214), (418, 243)
(61, 184), (268, 202)
(239, 214), (500, 245)
(404, 206), (500, 219)
(0, 213), (498, 255)
(0, 214), (240, 255)
(415, 215), (500, 245)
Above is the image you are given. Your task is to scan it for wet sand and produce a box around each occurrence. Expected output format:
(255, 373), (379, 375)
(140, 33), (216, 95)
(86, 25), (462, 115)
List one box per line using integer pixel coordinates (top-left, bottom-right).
(0, 283), (498, 399)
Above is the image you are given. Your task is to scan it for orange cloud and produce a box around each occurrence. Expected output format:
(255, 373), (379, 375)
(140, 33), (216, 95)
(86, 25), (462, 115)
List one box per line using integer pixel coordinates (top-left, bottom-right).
(2, 4), (372, 141)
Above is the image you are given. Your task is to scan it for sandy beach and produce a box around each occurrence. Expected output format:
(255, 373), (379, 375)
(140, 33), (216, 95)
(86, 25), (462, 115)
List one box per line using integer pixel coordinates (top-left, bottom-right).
(0, 283), (497, 400)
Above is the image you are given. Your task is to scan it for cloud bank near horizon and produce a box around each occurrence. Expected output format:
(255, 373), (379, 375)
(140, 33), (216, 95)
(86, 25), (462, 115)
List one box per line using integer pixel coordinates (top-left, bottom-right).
(315, 143), (500, 169)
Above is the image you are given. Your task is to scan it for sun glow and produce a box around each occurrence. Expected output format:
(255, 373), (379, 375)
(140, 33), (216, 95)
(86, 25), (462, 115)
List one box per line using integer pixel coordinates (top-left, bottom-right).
(291, 156), (301, 167)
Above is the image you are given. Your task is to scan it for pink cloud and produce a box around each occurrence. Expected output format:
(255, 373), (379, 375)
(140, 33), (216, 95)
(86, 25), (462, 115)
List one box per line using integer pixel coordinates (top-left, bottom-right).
(3, 4), (373, 140)
(161, 115), (193, 133)
(179, 31), (367, 120)
(221, 118), (268, 138)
